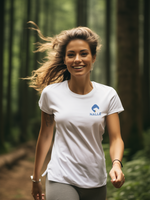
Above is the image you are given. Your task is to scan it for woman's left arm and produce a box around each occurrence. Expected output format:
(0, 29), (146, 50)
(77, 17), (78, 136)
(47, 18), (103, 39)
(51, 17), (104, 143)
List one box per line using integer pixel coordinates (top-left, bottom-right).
(106, 113), (125, 188)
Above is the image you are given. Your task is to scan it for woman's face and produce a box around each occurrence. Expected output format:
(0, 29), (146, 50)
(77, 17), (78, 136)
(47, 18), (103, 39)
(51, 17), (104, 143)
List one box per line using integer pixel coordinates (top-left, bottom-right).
(64, 39), (96, 79)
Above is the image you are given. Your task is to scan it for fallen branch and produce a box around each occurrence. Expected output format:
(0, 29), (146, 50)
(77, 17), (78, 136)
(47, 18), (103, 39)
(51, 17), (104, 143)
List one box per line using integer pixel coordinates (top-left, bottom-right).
(0, 141), (36, 169)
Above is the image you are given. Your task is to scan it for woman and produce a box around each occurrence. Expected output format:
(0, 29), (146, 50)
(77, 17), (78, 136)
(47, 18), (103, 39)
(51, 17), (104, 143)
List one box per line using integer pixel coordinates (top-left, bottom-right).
(28, 23), (125, 200)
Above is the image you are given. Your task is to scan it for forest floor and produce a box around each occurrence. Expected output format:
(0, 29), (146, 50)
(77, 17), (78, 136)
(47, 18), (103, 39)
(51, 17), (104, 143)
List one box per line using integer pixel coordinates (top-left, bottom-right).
(0, 141), (50, 200)
(0, 143), (108, 200)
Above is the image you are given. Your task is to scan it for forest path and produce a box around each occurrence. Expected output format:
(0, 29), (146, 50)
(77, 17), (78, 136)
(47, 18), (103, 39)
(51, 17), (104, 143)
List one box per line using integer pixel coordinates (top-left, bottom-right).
(0, 142), (50, 200)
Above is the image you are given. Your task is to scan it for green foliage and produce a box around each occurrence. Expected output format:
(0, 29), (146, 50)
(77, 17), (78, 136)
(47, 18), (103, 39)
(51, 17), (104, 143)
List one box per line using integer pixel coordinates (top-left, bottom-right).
(110, 159), (150, 200)
(0, 142), (13, 154)
(27, 117), (41, 140)
(10, 126), (21, 144)
(143, 129), (150, 158)
(104, 130), (150, 200)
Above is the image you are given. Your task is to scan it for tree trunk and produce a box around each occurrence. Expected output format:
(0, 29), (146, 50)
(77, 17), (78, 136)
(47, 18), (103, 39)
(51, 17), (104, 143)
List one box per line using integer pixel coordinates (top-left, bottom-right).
(105, 0), (111, 86)
(5, 0), (14, 141)
(44, 0), (49, 36)
(20, 0), (31, 142)
(49, 0), (55, 35)
(76, 0), (88, 27)
(0, 0), (5, 149)
(18, 19), (27, 143)
(117, 0), (143, 157)
(143, 0), (150, 130)
(31, 0), (40, 117)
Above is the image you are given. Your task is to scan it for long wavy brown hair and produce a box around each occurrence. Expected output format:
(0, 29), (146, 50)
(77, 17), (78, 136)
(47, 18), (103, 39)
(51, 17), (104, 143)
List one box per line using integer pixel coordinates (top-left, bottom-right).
(24, 21), (101, 93)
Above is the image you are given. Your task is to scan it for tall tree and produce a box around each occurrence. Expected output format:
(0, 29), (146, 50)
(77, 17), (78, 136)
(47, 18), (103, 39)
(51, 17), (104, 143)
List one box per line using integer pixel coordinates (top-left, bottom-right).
(0, 0), (5, 149)
(143, 0), (150, 130)
(76, 0), (88, 26)
(18, 17), (29, 143)
(20, 0), (31, 142)
(44, 0), (50, 36)
(105, 0), (111, 86)
(117, 0), (143, 157)
(49, 0), (55, 35)
(5, 0), (14, 141)
(31, 0), (40, 117)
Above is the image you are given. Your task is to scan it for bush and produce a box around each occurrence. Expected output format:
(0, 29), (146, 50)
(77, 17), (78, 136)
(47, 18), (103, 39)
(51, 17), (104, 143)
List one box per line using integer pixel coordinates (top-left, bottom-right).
(103, 129), (150, 200)
(110, 158), (150, 200)
(143, 129), (150, 158)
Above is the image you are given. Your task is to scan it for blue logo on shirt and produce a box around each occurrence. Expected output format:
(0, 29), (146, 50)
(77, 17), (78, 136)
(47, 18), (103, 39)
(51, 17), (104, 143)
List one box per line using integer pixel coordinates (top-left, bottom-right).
(92, 104), (99, 112)
(90, 104), (101, 116)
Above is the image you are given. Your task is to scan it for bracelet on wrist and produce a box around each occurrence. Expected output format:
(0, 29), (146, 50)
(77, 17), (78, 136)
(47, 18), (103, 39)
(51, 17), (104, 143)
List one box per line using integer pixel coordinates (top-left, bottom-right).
(112, 159), (123, 168)
(30, 175), (41, 183)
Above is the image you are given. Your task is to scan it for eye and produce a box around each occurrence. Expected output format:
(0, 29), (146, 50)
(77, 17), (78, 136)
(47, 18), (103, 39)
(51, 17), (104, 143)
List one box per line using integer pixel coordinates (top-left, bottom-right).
(81, 52), (88, 56)
(67, 53), (74, 57)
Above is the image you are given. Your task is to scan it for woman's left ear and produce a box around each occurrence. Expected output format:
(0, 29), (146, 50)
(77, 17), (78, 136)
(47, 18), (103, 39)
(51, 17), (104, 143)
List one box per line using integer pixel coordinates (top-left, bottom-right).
(92, 55), (96, 63)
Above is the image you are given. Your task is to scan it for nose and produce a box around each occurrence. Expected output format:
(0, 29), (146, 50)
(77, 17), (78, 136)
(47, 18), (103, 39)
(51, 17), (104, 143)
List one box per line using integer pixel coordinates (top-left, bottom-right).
(74, 54), (81, 63)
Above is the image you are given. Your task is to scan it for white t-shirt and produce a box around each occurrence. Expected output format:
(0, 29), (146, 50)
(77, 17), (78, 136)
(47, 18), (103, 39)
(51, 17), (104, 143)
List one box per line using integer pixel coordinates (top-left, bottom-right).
(39, 80), (124, 188)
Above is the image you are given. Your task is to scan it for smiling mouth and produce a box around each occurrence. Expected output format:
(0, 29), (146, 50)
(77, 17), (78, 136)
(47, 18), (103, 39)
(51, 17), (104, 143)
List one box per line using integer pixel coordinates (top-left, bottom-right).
(72, 66), (84, 69)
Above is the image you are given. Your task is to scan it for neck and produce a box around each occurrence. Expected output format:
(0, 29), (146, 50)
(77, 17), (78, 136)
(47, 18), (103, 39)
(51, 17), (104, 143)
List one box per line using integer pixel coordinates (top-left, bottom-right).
(68, 76), (93, 95)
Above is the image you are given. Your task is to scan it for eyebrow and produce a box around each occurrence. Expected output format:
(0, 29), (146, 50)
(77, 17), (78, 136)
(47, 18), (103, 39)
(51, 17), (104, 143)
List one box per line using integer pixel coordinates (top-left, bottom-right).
(67, 49), (89, 53)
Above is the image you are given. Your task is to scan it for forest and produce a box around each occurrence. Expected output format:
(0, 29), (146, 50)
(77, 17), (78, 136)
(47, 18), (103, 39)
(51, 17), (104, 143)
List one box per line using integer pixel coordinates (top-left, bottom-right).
(0, 0), (150, 199)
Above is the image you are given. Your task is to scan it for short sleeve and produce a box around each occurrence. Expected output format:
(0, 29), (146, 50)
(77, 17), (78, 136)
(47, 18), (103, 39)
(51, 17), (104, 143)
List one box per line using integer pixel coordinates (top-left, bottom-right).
(38, 88), (53, 114)
(107, 90), (124, 115)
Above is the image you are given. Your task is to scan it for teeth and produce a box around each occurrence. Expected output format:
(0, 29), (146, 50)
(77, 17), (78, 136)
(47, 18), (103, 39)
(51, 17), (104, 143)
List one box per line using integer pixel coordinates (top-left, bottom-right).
(73, 66), (83, 69)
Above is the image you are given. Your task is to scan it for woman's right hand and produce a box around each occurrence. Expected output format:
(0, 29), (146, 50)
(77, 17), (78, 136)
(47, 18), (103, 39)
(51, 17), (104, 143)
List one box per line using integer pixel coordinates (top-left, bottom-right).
(32, 182), (45, 200)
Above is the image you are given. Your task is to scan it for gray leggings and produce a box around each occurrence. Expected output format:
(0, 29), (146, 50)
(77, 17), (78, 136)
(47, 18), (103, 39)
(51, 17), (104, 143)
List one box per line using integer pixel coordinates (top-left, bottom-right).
(46, 177), (107, 200)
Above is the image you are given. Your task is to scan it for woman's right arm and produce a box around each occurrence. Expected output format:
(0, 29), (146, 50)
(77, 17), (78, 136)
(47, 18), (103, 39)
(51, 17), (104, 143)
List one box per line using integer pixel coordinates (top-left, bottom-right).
(32, 111), (55, 200)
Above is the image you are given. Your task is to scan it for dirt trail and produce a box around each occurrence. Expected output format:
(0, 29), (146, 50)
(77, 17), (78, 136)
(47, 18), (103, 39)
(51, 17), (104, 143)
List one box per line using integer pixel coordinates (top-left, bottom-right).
(0, 143), (50, 200)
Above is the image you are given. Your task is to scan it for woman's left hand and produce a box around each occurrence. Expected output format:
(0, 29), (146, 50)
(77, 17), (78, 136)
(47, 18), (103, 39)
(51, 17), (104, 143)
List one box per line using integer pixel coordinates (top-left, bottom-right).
(109, 162), (125, 188)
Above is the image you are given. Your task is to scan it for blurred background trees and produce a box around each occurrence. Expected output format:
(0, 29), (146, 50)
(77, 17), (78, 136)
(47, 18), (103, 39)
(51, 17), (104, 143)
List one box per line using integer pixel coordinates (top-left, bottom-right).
(0, 0), (150, 159)
(117, 0), (143, 157)
(0, 0), (150, 199)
